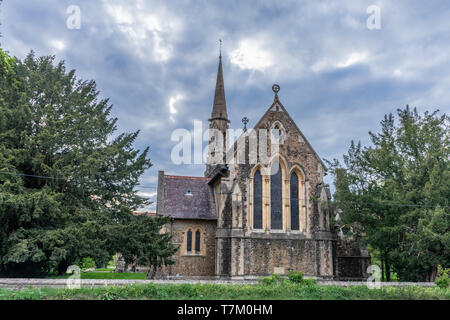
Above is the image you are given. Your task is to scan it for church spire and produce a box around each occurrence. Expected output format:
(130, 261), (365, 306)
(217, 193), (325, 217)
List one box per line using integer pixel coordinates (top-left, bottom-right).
(205, 43), (230, 177)
(210, 44), (229, 122)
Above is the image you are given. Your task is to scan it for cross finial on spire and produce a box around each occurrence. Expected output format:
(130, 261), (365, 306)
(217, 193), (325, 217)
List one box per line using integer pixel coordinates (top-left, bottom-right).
(272, 84), (280, 102)
(219, 39), (222, 59)
(242, 117), (249, 132)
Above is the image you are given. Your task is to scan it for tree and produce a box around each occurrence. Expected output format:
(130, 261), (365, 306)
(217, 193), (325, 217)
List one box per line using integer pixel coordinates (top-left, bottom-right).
(0, 52), (175, 276)
(110, 214), (177, 279)
(327, 106), (449, 281)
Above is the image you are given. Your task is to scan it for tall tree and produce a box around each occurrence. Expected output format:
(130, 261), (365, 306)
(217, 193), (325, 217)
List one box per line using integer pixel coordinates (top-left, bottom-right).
(110, 214), (176, 279)
(0, 52), (175, 276)
(327, 106), (449, 281)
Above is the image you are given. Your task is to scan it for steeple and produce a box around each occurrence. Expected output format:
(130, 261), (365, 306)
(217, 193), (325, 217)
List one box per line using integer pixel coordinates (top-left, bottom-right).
(209, 53), (229, 122)
(205, 45), (230, 177)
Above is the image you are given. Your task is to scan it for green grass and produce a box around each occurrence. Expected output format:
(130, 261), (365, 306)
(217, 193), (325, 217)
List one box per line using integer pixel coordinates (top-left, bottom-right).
(94, 268), (116, 272)
(0, 282), (448, 300)
(80, 272), (147, 280)
(47, 271), (147, 280)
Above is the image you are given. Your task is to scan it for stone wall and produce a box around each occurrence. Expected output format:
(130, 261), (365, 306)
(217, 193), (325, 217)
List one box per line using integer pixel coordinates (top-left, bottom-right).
(244, 237), (316, 276)
(334, 236), (371, 280)
(162, 219), (216, 277)
(213, 101), (335, 279)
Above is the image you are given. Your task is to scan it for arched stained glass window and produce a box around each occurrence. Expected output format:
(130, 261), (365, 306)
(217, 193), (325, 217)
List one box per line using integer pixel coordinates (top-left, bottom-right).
(195, 230), (201, 253)
(186, 230), (192, 253)
(270, 162), (283, 230)
(290, 172), (300, 231)
(253, 170), (263, 229)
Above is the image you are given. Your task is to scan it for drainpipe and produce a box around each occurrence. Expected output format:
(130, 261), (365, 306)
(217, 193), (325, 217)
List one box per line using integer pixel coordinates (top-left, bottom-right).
(169, 218), (174, 279)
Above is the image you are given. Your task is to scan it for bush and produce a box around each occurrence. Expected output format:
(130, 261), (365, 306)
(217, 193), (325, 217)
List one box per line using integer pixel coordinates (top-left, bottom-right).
(286, 271), (317, 286)
(258, 273), (284, 285)
(80, 257), (95, 271)
(259, 272), (318, 286)
(287, 271), (303, 283)
(435, 265), (450, 289)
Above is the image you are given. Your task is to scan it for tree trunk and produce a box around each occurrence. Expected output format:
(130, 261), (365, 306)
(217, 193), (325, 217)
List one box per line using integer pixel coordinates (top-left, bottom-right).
(381, 257), (385, 282)
(382, 253), (391, 282)
(385, 258), (391, 282)
(57, 261), (69, 275)
(426, 266), (438, 282)
(151, 265), (157, 279)
(146, 265), (158, 280)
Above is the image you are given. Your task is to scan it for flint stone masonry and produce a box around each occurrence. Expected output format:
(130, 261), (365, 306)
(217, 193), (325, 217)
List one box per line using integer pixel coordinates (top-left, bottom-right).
(0, 278), (436, 290)
(333, 235), (371, 280)
(161, 219), (216, 277)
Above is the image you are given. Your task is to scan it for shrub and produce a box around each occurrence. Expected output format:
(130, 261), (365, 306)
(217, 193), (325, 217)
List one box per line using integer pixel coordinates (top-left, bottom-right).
(286, 271), (317, 286)
(259, 272), (318, 286)
(259, 276), (274, 285)
(435, 265), (450, 289)
(287, 271), (303, 283)
(258, 273), (284, 285)
(80, 257), (95, 271)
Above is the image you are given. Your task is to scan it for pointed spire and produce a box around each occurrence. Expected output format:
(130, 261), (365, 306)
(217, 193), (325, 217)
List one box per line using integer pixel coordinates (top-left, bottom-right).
(210, 42), (229, 122)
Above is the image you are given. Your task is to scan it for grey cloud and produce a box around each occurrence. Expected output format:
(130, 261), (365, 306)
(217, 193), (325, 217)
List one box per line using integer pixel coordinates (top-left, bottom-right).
(1, 0), (449, 209)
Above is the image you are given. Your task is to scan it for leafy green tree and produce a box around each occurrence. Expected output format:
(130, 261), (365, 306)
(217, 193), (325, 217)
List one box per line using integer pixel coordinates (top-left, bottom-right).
(435, 265), (450, 289)
(110, 214), (177, 279)
(80, 257), (95, 270)
(327, 106), (449, 281)
(0, 51), (175, 276)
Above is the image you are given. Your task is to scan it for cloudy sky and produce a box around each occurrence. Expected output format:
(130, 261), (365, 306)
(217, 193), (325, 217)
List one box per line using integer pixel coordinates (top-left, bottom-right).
(1, 0), (449, 209)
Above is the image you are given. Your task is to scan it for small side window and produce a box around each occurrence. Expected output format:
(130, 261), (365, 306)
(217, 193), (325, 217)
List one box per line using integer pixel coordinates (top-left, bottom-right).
(186, 229), (192, 253)
(195, 230), (201, 254)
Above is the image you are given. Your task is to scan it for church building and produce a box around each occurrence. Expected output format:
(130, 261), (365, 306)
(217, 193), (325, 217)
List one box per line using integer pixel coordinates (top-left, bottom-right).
(156, 53), (370, 280)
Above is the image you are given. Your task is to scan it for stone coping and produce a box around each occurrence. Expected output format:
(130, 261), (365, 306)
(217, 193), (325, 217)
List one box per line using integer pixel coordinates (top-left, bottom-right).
(0, 278), (436, 290)
(317, 281), (435, 287)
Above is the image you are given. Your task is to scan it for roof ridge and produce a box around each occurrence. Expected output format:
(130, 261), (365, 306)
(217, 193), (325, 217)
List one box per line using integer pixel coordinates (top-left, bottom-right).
(164, 174), (211, 181)
(250, 98), (327, 170)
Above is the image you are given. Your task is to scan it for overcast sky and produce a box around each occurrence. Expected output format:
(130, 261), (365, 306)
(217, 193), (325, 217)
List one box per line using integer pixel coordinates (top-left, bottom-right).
(1, 0), (449, 210)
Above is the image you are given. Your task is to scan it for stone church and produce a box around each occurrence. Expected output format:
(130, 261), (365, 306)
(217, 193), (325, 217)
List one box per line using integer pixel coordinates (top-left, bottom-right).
(156, 54), (370, 280)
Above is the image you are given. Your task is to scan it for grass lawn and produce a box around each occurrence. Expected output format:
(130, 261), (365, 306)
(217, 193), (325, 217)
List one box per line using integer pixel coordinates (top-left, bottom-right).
(94, 267), (116, 272)
(47, 271), (147, 280)
(0, 282), (448, 300)
(79, 272), (147, 280)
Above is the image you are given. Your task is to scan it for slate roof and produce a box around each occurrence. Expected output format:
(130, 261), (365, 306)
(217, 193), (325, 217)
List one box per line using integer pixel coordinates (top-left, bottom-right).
(160, 175), (216, 220)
